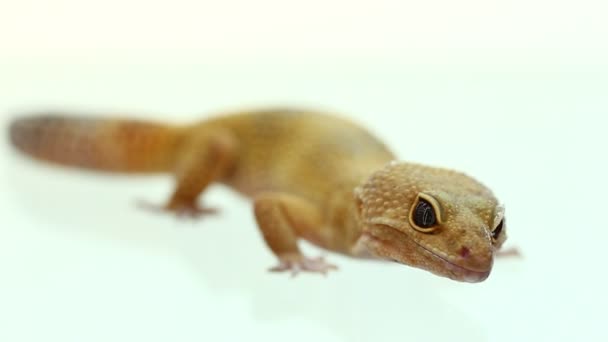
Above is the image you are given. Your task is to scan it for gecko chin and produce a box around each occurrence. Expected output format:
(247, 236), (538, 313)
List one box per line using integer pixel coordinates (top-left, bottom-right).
(362, 227), (493, 283)
(432, 256), (492, 283)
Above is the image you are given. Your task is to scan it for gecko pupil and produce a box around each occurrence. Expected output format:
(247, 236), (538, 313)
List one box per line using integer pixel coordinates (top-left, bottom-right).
(414, 199), (436, 228)
(492, 219), (504, 239)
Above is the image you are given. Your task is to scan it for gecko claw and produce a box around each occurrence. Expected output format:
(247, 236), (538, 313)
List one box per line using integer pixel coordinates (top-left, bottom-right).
(269, 255), (338, 276)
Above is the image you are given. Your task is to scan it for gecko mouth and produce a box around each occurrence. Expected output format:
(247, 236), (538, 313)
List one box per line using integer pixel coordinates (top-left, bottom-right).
(363, 227), (492, 283)
(406, 234), (492, 282)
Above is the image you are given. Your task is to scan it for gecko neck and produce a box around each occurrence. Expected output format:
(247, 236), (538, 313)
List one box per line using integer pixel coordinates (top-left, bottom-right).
(321, 170), (374, 255)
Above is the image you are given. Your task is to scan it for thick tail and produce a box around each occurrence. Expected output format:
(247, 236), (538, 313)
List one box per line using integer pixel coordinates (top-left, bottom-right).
(9, 114), (184, 173)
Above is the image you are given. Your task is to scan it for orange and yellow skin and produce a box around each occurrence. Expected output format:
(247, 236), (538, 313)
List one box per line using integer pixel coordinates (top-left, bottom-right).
(9, 108), (508, 282)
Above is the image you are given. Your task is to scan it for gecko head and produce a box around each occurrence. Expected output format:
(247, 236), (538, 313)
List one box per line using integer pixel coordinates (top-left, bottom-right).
(354, 161), (507, 283)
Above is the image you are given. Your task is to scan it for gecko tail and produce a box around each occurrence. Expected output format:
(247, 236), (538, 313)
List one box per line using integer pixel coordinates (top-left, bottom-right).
(9, 114), (184, 173)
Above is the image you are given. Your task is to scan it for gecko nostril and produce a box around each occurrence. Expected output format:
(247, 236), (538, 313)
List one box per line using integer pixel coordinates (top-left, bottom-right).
(459, 246), (471, 258)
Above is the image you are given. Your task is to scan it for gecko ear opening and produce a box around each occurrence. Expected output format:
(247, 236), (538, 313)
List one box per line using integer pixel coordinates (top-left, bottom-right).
(408, 193), (443, 233)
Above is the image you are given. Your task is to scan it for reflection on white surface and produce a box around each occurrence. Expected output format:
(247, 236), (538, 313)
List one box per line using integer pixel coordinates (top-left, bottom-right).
(1, 1), (607, 340)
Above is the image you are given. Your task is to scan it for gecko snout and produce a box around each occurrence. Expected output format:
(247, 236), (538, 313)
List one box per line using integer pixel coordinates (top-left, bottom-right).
(455, 244), (493, 273)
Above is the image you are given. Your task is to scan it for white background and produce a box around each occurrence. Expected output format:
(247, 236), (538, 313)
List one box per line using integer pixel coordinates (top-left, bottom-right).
(1, 1), (607, 341)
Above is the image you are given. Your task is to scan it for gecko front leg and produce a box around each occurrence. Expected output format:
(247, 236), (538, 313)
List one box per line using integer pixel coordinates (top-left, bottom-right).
(253, 192), (338, 276)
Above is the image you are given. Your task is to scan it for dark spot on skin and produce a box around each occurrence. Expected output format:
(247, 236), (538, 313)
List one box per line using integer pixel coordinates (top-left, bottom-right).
(459, 246), (471, 258)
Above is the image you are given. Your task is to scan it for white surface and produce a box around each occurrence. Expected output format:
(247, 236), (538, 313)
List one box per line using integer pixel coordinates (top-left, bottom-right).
(1, 1), (607, 341)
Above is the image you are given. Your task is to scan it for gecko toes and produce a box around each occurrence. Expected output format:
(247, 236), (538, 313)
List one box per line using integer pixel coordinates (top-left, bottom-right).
(136, 199), (220, 220)
(269, 255), (338, 276)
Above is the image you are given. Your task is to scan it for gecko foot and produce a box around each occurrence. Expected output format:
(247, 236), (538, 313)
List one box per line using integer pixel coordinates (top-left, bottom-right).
(496, 247), (522, 258)
(269, 254), (338, 276)
(137, 199), (219, 220)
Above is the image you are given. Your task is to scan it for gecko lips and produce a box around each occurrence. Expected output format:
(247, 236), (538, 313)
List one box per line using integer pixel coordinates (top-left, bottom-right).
(362, 229), (493, 282)
(408, 234), (493, 283)
(433, 253), (492, 283)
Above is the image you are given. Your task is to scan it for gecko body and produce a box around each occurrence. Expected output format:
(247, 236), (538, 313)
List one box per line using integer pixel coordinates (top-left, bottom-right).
(9, 108), (507, 282)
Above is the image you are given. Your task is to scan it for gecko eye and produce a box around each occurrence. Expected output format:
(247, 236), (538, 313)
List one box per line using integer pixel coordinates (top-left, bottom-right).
(414, 199), (436, 228)
(492, 218), (504, 241)
(409, 194), (442, 233)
